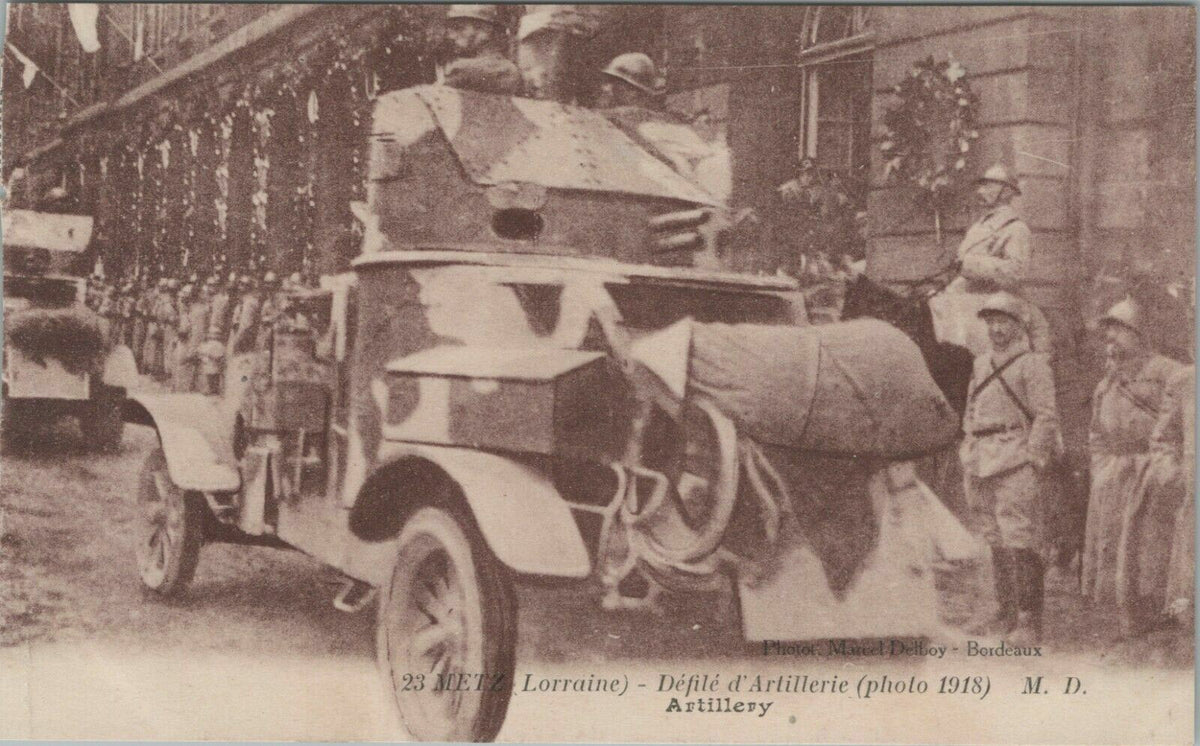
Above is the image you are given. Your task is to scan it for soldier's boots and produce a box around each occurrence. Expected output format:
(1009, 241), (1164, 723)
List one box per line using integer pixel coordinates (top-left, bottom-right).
(1009, 549), (1045, 646)
(972, 546), (1019, 636)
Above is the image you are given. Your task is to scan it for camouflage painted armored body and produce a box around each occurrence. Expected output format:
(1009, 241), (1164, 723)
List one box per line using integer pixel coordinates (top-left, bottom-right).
(124, 81), (971, 743)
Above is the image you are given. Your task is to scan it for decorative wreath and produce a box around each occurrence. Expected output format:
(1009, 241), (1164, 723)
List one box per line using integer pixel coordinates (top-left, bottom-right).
(877, 56), (980, 205)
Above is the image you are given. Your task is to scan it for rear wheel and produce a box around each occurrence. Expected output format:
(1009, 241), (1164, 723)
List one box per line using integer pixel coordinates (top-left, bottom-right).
(377, 506), (516, 742)
(135, 447), (204, 596)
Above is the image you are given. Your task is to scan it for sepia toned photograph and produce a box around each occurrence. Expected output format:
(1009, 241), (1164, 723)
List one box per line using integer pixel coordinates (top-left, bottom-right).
(0, 3), (1195, 743)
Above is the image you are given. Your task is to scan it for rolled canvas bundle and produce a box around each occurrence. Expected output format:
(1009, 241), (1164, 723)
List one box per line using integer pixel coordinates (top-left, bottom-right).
(6, 307), (108, 376)
(688, 318), (959, 459)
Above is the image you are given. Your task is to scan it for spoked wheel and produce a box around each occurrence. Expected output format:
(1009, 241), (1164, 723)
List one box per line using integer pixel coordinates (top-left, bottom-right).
(135, 447), (204, 596)
(632, 398), (739, 564)
(377, 507), (516, 742)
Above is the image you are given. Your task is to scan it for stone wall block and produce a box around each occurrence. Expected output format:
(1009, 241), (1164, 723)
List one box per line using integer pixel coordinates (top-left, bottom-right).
(873, 6), (1026, 44)
(871, 17), (1032, 89)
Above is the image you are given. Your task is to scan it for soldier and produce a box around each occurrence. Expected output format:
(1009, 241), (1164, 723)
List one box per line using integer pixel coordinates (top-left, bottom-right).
(86, 274), (104, 311)
(598, 53), (732, 205)
(256, 271), (285, 350)
(931, 164), (1052, 356)
(598, 53), (662, 109)
(961, 292), (1061, 644)
(201, 272), (236, 395)
(159, 278), (182, 381)
(1158, 362), (1195, 628)
(1082, 298), (1186, 636)
(98, 284), (120, 346)
(441, 5), (523, 95)
(119, 281), (136, 348)
(172, 284), (195, 392)
(227, 275), (257, 358)
(176, 281), (211, 393)
(132, 278), (154, 374)
(143, 279), (167, 379)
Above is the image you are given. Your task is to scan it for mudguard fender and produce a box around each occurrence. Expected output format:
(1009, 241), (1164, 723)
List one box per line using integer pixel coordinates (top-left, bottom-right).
(101, 345), (139, 389)
(124, 393), (240, 493)
(372, 443), (591, 578)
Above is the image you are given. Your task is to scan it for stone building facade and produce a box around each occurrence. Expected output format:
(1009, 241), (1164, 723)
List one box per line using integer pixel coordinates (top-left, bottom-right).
(6, 5), (1194, 374)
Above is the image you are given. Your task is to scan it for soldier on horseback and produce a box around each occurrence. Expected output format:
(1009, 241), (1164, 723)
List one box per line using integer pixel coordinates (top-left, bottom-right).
(931, 164), (1052, 357)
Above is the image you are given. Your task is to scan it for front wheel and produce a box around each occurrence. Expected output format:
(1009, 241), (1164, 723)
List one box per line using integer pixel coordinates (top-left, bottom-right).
(135, 448), (204, 596)
(377, 506), (516, 742)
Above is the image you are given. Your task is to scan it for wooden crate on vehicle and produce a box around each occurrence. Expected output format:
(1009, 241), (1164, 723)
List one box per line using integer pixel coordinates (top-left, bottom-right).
(383, 345), (615, 456)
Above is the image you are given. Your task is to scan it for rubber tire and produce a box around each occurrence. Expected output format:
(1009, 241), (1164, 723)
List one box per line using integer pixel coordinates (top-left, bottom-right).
(135, 448), (204, 597)
(82, 388), (124, 451)
(377, 506), (517, 743)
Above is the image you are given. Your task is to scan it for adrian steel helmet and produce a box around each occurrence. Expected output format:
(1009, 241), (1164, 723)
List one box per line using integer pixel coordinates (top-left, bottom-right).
(1098, 297), (1143, 335)
(446, 5), (501, 26)
(975, 164), (1020, 195)
(601, 52), (663, 96)
(977, 291), (1027, 324)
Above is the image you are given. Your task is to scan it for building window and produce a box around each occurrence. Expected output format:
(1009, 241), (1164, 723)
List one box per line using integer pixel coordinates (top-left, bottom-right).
(798, 7), (874, 182)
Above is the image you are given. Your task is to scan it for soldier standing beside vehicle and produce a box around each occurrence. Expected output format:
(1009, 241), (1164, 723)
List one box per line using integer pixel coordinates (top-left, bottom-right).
(1158, 361), (1195, 629)
(255, 271), (283, 352)
(201, 272), (235, 395)
(177, 280), (213, 393)
(1082, 298), (1186, 637)
(961, 292), (1061, 644)
(145, 279), (174, 379)
(132, 278), (154, 374)
(932, 165), (1052, 356)
(162, 278), (185, 383)
(98, 284), (119, 346)
(172, 284), (194, 392)
(223, 275), (261, 403)
(118, 282), (136, 348)
(441, 5), (523, 95)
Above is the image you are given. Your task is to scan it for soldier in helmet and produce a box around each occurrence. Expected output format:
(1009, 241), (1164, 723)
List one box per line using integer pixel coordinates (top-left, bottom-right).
(201, 272), (237, 395)
(137, 278), (163, 374)
(961, 292), (1061, 644)
(118, 281), (137, 348)
(441, 5), (523, 95)
(598, 53), (732, 206)
(98, 283), (120, 346)
(932, 164), (1051, 356)
(145, 278), (177, 380)
(173, 283), (200, 392)
(598, 52), (663, 109)
(256, 270), (284, 351)
(1082, 298), (1187, 637)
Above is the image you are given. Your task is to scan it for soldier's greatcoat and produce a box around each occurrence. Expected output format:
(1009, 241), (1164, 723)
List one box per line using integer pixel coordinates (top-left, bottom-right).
(174, 297), (209, 393)
(960, 337), (1060, 550)
(207, 290), (233, 344)
(1156, 365), (1195, 621)
(1082, 352), (1185, 631)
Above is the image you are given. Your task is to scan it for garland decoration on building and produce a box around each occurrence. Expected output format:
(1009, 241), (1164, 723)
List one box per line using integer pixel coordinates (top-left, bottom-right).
(877, 56), (980, 244)
(56, 4), (432, 283)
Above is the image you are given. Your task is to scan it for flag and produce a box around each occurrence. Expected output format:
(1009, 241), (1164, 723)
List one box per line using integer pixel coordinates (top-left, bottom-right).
(6, 42), (39, 88)
(133, 12), (144, 61)
(68, 4), (101, 53)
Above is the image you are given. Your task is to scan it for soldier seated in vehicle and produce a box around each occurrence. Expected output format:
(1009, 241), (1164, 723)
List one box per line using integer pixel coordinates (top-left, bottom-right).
(441, 5), (523, 96)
